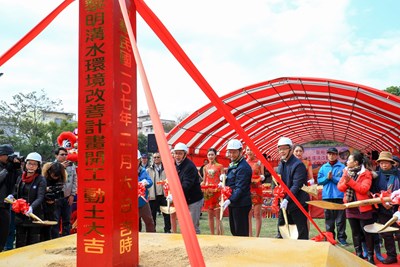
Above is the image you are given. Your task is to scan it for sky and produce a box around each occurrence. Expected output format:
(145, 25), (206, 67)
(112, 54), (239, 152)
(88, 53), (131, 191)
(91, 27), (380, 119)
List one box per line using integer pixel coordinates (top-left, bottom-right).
(1, 0), (399, 121)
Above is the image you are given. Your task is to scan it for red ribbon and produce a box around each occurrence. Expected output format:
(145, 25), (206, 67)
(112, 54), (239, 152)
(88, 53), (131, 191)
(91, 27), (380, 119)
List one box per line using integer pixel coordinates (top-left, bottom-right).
(273, 185), (285, 199)
(311, 232), (337, 245)
(372, 190), (392, 208)
(138, 182), (146, 201)
(221, 186), (232, 200)
(12, 198), (30, 214)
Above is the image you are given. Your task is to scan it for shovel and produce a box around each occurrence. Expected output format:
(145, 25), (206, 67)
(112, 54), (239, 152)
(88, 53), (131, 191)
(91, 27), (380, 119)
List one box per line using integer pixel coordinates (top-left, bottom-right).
(160, 191), (176, 214)
(364, 215), (399, 233)
(4, 197), (44, 223)
(307, 196), (392, 210)
(279, 207), (298, 239)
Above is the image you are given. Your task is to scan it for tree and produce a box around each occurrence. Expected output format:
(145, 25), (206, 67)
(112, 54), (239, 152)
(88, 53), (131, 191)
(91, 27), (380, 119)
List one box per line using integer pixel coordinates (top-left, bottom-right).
(138, 132), (148, 153)
(0, 89), (75, 160)
(384, 86), (400, 96)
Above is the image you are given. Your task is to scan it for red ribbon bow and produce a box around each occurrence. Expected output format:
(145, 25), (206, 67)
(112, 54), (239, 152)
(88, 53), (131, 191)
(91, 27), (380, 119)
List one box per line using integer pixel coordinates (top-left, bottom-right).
(273, 185), (285, 199)
(221, 186), (232, 201)
(12, 198), (30, 214)
(138, 182), (146, 201)
(372, 190), (392, 208)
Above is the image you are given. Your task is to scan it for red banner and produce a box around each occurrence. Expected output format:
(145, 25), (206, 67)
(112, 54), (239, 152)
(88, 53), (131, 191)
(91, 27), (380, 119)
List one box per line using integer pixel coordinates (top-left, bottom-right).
(78, 0), (138, 266)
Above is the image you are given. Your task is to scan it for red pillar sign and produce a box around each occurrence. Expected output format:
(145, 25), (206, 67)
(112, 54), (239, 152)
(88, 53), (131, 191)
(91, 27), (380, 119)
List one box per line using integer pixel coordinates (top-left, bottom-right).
(78, 0), (138, 266)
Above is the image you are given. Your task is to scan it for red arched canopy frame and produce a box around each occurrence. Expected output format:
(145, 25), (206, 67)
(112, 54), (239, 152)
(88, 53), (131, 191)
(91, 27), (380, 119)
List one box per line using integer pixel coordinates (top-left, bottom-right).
(167, 77), (400, 161)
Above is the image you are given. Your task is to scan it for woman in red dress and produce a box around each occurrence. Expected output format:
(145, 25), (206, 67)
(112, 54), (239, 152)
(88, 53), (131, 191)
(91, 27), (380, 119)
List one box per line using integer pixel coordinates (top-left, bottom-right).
(202, 148), (225, 235)
(246, 146), (264, 237)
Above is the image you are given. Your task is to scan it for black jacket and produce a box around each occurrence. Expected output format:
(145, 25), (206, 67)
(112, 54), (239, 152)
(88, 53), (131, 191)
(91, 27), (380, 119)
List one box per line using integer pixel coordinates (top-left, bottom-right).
(277, 154), (310, 212)
(175, 157), (203, 205)
(14, 173), (46, 224)
(0, 161), (21, 209)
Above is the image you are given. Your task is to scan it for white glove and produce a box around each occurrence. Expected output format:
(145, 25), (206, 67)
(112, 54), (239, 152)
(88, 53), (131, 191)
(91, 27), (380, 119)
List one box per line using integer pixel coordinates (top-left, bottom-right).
(219, 174), (226, 181)
(222, 199), (231, 210)
(218, 182), (224, 188)
(260, 175), (265, 181)
(140, 180), (149, 186)
(307, 179), (315, 185)
(394, 211), (400, 222)
(280, 199), (288, 210)
(25, 206), (33, 217)
(5, 194), (14, 202)
(166, 195), (173, 203)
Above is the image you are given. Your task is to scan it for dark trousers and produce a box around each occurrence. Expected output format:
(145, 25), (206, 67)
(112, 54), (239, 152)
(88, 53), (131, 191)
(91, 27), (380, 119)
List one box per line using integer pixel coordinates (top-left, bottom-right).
(149, 196), (171, 233)
(0, 207), (10, 251)
(278, 205), (309, 240)
(324, 198), (347, 241)
(377, 213), (399, 258)
(5, 209), (16, 250)
(228, 205), (252, 236)
(52, 197), (71, 238)
(348, 217), (375, 255)
(15, 225), (40, 248)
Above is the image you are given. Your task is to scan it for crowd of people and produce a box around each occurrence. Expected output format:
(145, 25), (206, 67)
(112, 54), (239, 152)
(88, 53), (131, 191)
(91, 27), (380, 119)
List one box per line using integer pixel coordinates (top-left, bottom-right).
(0, 145), (77, 251)
(2, 138), (400, 265)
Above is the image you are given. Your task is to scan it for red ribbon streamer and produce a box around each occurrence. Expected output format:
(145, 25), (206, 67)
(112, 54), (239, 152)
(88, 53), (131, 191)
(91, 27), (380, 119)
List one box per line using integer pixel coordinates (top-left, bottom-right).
(134, 0), (324, 241)
(119, 1), (205, 266)
(0, 0), (74, 67)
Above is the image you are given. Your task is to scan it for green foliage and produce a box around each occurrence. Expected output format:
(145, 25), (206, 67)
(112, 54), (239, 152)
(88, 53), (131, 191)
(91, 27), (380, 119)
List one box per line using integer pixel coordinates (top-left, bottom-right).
(0, 90), (76, 161)
(384, 86), (400, 96)
(138, 132), (148, 153)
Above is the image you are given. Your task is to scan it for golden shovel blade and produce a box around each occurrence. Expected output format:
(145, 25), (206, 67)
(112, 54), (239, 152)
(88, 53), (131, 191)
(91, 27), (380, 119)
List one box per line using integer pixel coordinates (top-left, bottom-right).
(306, 200), (346, 210)
(364, 223), (399, 234)
(279, 208), (298, 240)
(33, 220), (58, 226)
(160, 206), (176, 214)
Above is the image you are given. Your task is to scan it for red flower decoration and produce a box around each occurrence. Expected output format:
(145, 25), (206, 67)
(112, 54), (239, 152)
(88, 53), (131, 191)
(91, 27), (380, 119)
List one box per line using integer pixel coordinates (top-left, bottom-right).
(12, 198), (30, 214)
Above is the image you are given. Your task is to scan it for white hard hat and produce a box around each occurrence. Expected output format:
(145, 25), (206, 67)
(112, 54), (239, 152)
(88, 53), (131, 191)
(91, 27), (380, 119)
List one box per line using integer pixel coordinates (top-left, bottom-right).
(174, 142), (188, 152)
(227, 139), (242, 150)
(277, 137), (293, 147)
(25, 152), (42, 163)
(137, 150), (142, 159)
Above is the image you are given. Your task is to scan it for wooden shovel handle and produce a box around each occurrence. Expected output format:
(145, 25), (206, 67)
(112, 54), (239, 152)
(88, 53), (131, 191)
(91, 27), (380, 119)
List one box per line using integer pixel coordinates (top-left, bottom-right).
(345, 196), (392, 208)
(378, 215), (398, 233)
(220, 174), (226, 221)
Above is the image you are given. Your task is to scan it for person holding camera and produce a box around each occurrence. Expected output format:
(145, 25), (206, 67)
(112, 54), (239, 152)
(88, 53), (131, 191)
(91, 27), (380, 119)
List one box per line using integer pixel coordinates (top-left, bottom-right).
(53, 147), (77, 238)
(0, 144), (22, 251)
(41, 162), (67, 241)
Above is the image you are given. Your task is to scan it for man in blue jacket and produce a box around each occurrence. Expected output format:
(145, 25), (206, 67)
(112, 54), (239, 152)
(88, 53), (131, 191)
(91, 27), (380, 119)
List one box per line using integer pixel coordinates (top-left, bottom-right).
(222, 139), (252, 236)
(277, 137), (309, 240)
(138, 150), (155, 232)
(317, 147), (347, 246)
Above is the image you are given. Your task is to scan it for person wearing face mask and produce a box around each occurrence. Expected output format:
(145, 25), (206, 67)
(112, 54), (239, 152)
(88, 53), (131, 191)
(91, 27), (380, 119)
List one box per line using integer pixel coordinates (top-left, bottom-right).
(317, 147), (347, 246)
(7, 152), (46, 248)
(276, 137), (309, 240)
(169, 143), (204, 234)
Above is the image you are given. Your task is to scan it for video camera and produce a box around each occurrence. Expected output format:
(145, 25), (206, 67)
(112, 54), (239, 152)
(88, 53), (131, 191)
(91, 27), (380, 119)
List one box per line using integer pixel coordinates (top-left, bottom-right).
(45, 183), (65, 200)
